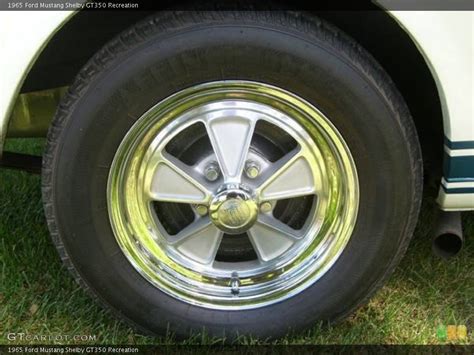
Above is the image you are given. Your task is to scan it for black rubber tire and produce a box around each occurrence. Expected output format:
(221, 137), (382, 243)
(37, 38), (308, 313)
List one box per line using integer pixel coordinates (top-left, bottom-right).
(42, 11), (422, 339)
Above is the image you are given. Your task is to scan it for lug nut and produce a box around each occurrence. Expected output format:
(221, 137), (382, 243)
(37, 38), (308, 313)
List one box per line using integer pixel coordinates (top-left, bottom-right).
(196, 205), (209, 216)
(260, 202), (272, 213)
(245, 161), (260, 179)
(204, 162), (220, 181)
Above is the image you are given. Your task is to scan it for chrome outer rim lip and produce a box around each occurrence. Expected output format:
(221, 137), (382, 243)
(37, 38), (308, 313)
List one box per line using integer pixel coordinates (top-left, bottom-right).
(107, 81), (359, 310)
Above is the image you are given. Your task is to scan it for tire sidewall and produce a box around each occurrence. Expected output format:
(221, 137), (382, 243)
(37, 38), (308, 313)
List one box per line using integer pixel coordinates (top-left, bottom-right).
(47, 13), (420, 338)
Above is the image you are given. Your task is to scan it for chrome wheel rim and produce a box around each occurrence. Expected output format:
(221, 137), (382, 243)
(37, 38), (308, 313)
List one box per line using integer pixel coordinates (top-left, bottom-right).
(107, 81), (359, 309)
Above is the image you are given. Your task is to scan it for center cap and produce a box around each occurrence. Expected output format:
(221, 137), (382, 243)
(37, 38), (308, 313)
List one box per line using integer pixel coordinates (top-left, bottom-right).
(209, 187), (258, 234)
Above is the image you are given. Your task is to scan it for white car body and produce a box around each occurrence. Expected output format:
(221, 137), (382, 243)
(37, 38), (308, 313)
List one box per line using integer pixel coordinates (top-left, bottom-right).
(0, 9), (473, 210)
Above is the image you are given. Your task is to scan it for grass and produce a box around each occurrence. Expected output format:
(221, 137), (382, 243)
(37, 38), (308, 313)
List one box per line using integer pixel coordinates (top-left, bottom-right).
(0, 138), (472, 345)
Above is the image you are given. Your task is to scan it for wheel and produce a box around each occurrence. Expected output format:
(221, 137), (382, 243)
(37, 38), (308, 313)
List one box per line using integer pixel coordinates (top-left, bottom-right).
(42, 11), (422, 339)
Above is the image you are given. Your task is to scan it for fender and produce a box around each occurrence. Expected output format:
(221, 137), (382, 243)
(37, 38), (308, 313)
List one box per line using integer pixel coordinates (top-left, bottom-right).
(388, 11), (474, 210)
(0, 9), (472, 210)
(0, 10), (75, 149)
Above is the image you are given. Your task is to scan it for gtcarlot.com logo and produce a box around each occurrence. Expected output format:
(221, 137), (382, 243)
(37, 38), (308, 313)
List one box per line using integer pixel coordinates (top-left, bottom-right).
(6, 333), (97, 342)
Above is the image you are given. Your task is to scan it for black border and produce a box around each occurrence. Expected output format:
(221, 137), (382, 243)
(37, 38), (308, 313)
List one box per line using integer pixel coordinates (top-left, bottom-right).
(1, 0), (474, 11)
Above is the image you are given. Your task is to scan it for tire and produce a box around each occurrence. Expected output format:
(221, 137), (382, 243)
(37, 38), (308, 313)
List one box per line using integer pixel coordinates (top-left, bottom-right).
(42, 11), (422, 339)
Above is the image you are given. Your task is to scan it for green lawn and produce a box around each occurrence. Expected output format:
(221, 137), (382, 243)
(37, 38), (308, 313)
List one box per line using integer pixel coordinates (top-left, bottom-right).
(0, 138), (472, 345)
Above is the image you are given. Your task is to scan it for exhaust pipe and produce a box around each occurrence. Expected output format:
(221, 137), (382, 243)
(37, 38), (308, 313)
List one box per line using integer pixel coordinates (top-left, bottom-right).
(432, 211), (463, 259)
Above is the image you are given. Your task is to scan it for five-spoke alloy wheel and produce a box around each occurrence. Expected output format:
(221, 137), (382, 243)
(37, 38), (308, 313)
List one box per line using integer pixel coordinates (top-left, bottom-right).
(43, 11), (422, 339)
(108, 81), (359, 309)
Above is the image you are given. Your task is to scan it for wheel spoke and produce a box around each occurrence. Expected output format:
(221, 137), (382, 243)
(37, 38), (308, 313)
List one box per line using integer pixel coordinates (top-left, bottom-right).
(257, 149), (316, 201)
(149, 153), (211, 204)
(205, 115), (256, 183)
(248, 215), (301, 262)
(171, 218), (223, 265)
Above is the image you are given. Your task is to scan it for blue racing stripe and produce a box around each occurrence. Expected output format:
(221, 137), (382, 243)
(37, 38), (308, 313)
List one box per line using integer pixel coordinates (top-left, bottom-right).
(441, 184), (474, 194)
(444, 137), (474, 150)
(443, 152), (474, 181)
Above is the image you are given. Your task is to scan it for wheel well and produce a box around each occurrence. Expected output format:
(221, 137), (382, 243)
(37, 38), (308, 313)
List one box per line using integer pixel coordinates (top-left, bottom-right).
(316, 11), (443, 181)
(20, 9), (443, 179)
